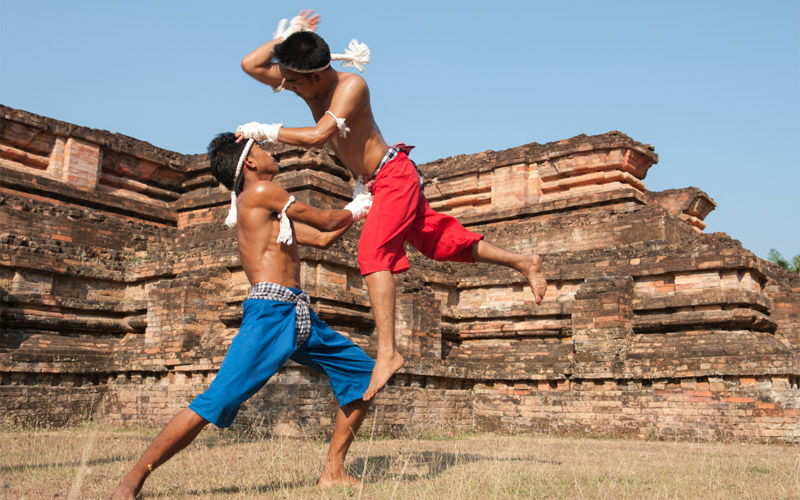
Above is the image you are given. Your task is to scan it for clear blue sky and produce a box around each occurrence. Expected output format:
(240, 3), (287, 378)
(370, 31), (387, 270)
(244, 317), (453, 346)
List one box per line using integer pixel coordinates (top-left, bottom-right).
(1, 1), (798, 261)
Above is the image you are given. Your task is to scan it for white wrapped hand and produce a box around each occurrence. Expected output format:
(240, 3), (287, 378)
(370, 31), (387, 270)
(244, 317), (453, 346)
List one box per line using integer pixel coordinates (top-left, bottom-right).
(236, 122), (282, 143)
(344, 187), (372, 220)
(273, 15), (312, 41)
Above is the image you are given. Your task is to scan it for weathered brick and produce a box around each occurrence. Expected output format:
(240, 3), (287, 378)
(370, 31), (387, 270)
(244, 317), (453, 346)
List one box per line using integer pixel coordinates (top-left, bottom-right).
(1, 105), (798, 443)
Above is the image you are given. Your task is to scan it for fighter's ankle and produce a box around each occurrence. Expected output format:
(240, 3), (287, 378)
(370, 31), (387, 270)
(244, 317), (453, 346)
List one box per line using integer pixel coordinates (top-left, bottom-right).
(376, 348), (401, 359)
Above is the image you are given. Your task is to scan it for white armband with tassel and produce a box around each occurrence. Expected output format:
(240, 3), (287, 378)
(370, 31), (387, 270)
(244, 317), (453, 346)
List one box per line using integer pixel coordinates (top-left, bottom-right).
(276, 196), (296, 245)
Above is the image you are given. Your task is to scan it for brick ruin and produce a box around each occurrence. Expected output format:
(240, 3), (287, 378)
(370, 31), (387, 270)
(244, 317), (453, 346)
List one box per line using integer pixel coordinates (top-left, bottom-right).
(1, 105), (798, 442)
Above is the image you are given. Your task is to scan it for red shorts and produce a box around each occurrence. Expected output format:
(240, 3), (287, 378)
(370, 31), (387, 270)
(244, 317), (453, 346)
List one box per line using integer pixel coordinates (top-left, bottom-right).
(358, 152), (484, 275)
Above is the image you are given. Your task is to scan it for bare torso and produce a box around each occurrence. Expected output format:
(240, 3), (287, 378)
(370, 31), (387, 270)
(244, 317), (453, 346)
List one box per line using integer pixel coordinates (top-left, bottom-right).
(306, 72), (389, 178)
(235, 191), (300, 288)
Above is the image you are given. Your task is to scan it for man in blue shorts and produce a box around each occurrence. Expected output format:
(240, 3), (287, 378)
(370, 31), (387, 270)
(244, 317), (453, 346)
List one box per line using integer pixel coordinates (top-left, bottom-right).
(109, 132), (375, 499)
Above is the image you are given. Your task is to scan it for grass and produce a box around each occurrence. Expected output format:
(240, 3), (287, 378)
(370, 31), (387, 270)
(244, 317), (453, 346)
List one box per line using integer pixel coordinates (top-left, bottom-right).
(1, 423), (798, 499)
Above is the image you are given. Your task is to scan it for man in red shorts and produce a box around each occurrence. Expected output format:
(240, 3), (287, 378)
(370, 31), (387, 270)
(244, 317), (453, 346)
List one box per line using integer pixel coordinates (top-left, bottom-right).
(237, 9), (548, 401)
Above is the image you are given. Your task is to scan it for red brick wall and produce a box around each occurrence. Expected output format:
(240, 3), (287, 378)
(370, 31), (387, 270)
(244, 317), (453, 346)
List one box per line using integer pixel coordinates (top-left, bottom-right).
(1, 105), (797, 442)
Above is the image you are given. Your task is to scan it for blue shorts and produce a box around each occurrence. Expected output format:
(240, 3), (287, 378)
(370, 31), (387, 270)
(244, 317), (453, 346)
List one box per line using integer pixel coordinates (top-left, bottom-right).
(189, 288), (375, 428)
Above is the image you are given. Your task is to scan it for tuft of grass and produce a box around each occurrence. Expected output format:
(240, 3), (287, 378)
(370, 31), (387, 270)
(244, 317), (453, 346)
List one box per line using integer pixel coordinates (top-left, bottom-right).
(1, 424), (798, 499)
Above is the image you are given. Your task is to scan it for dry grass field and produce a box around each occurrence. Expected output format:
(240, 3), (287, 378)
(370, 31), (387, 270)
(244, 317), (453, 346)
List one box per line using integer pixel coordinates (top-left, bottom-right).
(1, 423), (798, 499)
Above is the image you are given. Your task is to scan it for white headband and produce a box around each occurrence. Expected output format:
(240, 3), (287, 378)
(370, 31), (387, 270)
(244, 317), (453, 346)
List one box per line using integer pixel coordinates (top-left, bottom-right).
(224, 139), (254, 228)
(273, 15), (370, 74)
(279, 39), (371, 74)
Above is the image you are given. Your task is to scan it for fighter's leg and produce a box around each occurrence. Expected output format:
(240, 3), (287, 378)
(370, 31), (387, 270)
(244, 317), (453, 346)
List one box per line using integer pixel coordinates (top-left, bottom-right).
(406, 196), (547, 303)
(289, 312), (375, 486)
(357, 160), (420, 400)
(362, 271), (404, 401)
(318, 398), (372, 487)
(108, 408), (208, 500)
(471, 240), (547, 304)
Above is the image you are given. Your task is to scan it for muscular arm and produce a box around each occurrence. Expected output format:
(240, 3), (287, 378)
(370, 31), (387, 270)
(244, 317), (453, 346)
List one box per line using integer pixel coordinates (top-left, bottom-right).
(276, 116), (340, 149)
(241, 10), (320, 90)
(294, 221), (351, 249)
(241, 39), (284, 89)
(248, 181), (352, 232)
(287, 196), (352, 232)
(276, 75), (371, 149)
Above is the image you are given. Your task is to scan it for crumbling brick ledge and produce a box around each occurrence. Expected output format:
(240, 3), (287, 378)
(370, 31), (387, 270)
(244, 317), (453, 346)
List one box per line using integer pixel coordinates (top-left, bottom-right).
(2, 105), (798, 442)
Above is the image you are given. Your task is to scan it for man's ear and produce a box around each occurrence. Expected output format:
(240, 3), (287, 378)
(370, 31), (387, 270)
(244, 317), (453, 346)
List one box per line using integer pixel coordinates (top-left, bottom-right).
(243, 154), (256, 170)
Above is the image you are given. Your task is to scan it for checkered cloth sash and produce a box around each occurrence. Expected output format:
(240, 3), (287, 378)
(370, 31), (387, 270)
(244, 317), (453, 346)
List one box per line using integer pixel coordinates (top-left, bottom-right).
(367, 142), (424, 191)
(246, 282), (311, 346)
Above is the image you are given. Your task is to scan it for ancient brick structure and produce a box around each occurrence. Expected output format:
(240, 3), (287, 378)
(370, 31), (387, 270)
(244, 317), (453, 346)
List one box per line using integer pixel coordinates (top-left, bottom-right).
(2, 105), (798, 442)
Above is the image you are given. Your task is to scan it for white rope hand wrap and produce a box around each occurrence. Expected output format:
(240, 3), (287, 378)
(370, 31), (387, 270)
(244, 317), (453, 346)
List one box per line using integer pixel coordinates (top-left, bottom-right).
(236, 122), (282, 143)
(325, 111), (350, 138)
(331, 40), (371, 73)
(344, 178), (373, 220)
(273, 15), (312, 41)
(225, 139), (255, 229)
(276, 196), (296, 245)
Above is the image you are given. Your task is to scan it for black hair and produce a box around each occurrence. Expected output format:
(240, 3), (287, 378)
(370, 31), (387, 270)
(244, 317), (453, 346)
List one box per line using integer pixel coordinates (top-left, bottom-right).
(274, 31), (331, 72)
(207, 132), (247, 195)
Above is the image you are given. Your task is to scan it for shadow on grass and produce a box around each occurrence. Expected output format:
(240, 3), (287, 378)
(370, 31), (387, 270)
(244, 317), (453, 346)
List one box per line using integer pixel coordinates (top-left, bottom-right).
(142, 479), (311, 498)
(139, 452), (562, 496)
(350, 451), (562, 483)
(0, 433), (253, 476)
(0, 453), (139, 474)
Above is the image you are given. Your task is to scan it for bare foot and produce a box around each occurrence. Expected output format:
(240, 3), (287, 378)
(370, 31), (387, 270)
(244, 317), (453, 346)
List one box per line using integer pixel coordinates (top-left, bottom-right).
(107, 480), (139, 500)
(521, 254), (547, 304)
(363, 352), (404, 401)
(318, 468), (360, 487)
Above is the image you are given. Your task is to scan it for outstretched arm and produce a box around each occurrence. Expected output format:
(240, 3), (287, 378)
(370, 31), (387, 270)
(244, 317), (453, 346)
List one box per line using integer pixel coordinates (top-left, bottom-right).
(241, 10), (320, 89)
(237, 75), (370, 149)
(247, 181), (353, 232)
(286, 197), (353, 232)
(294, 221), (352, 249)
